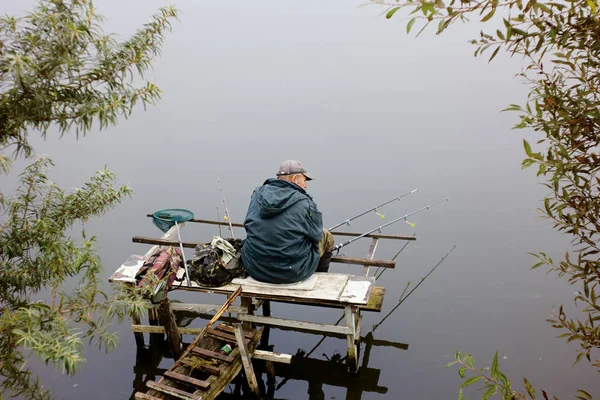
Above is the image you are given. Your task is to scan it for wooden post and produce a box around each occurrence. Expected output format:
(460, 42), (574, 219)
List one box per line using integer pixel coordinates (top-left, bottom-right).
(234, 324), (260, 399)
(345, 305), (358, 373)
(131, 312), (145, 348)
(262, 300), (271, 317)
(363, 238), (379, 276)
(241, 296), (254, 331)
(157, 299), (182, 359)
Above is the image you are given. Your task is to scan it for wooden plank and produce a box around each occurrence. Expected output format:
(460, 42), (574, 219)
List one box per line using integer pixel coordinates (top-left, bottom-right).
(135, 393), (163, 400)
(331, 255), (393, 268)
(146, 381), (199, 400)
(154, 286), (242, 389)
(164, 370), (211, 390)
(364, 287), (385, 312)
(340, 276), (374, 304)
(188, 273), (352, 302)
(181, 359), (221, 376)
(237, 314), (353, 335)
(175, 273), (376, 307)
(252, 350), (292, 364)
(133, 325), (227, 335)
(215, 324), (253, 339)
(234, 324), (260, 398)
(200, 327), (263, 399)
(132, 236), (395, 268)
(168, 303), (246, 314)
(144, 216), (417, 241)
(206, 328), (250, 344)
(191, 347), (234, 363)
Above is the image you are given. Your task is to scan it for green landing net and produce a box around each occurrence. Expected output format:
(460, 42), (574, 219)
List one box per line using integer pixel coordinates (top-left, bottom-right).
(152, 209), (195, 233)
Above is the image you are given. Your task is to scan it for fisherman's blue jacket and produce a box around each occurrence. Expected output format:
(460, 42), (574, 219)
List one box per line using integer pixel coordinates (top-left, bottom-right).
(241, 178), (323, 284)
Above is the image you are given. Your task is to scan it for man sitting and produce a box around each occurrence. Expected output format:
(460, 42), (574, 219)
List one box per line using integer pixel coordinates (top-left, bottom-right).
(241, 160), (334, 284)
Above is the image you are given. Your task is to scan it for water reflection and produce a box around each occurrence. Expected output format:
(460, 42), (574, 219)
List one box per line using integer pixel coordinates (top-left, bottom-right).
(130, 327), (408, 400)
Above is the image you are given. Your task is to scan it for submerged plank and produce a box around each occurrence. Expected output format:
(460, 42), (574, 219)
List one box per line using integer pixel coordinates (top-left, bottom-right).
(215, 323), (253, 339)
(164, 371), (211, 390)
(180, 359), (221, 376)
(201, 327), (264, 399)
(135, 393), (163, 400)
(146, 381), (199, 400)
(191, 347), (234, 363)
(206, 329), (250, 345)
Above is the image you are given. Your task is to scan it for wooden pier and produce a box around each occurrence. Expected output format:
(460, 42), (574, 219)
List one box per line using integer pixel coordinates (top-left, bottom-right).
(111, 218), (414, 399)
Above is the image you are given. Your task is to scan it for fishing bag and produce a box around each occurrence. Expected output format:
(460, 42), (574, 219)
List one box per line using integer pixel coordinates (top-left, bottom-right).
(189, 238), (245, 287)
(135, 246), (183, 303)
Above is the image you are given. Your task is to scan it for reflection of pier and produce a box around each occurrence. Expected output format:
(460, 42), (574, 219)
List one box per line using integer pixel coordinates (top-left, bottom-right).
(130, 326), (407, 400)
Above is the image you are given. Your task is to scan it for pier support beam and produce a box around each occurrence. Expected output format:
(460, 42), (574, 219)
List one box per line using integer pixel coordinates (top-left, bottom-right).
(345, 305), (359, 373)
(157, 299), (182, 359)
(131, 312), (145, 348)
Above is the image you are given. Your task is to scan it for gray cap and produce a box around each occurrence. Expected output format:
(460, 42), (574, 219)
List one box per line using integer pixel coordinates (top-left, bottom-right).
(276, 160), (315, 181)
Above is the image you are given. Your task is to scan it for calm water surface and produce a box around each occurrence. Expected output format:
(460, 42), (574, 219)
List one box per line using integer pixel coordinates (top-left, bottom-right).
(4, 0), (598, 398)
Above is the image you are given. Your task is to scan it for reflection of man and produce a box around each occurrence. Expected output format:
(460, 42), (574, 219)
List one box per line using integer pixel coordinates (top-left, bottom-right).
(241, 160), (334, 284)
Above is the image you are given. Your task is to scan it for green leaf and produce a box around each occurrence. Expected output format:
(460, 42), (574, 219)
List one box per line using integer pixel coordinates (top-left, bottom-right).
(523, 139), (532, 156)
(481, 8), (496, 22)
(464, 353), (475, 368)
(489, 45), (501, 62)
(576, 390), (593, 399)
(459, 375), (482, 388)
(386, 7), (400, 19)
(537, 163), (547, 176)
(490, 351), (499, 379)
(458, 389), (464, 400)
(407, 18), (416, 33)
(437, 18), (446, 34)
(524, 378), (536, 399)
(458, 366), (466, 378)
(482, 385), (496, 400)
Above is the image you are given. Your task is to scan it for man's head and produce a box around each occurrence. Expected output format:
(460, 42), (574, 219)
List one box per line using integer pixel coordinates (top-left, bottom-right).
(276, 160), (314, 189)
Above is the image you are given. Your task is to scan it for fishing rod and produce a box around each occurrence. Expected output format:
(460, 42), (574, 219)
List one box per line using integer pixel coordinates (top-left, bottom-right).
(332, 198), (449, 253)
(328, 189), (419, 231)
(217, 174), (235, 239)
(216, 206), (223, 237)
(372, 245), (456, 332)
